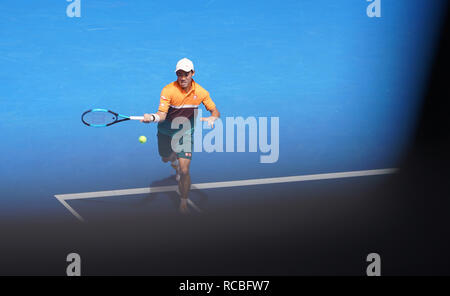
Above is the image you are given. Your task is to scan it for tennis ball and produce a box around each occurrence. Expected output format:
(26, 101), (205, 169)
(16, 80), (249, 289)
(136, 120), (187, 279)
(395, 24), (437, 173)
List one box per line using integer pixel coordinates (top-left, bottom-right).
(139, 136), (147, 143)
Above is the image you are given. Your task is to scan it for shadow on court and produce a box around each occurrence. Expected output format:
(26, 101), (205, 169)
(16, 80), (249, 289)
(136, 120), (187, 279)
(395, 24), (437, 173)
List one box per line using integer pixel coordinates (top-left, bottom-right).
(1, 161), (449, 276)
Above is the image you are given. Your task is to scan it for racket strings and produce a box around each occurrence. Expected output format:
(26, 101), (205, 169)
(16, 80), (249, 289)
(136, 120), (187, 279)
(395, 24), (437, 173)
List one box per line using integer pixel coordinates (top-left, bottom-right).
(83, 111), (117, 126)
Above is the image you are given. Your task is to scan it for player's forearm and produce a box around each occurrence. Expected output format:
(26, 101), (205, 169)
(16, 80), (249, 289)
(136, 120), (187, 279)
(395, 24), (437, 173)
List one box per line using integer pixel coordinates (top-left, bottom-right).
(156, 111), (167, 122)
(142, 111), (167, 123)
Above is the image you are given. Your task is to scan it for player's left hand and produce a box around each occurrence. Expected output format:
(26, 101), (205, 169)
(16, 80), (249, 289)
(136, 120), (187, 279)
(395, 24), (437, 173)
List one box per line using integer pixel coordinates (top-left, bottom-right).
(200, 116), (218, 128)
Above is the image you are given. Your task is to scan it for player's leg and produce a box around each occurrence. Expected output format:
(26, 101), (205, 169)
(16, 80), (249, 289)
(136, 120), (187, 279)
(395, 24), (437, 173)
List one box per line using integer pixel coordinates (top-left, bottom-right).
(157, 132), (179, 177)
(157, 132), (172, 162)
(172, 130), (194, 213)
(163, 152), (177, 164)
(166, 152), (180, 180)
(178, 155), (191, 213)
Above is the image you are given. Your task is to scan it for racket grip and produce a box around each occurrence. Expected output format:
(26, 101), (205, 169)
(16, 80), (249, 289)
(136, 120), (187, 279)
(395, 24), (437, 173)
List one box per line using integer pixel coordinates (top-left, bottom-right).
(130, 116), (145, 120)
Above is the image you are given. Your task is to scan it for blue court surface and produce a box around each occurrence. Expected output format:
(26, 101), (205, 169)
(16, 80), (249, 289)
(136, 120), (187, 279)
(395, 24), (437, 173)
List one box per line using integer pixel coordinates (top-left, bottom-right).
(0, 0), (448, 275)
(1, 0), (446, 220)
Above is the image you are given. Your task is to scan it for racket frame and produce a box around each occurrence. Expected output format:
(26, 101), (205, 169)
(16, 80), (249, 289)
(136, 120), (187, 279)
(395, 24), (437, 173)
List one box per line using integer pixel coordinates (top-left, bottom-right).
(81, 109), (144, 127)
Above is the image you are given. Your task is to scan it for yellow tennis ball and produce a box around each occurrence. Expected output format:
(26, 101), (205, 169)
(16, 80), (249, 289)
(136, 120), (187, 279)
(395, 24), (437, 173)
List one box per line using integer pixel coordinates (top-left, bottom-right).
(139, 136), (147, 143)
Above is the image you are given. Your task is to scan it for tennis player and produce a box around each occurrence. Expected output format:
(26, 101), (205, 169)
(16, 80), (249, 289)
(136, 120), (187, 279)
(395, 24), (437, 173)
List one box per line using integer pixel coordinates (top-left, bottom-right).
(142, 58), (220, 213)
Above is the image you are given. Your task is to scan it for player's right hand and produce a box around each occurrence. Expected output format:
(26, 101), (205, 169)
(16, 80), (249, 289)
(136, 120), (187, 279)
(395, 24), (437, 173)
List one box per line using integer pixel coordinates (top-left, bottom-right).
(142, 113), (153, 123)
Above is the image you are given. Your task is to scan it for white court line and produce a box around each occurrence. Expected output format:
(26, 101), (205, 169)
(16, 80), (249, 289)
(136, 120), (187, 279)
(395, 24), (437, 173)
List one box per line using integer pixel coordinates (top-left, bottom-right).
(54, 168), (397, 222)
(55, 196), (86, 222)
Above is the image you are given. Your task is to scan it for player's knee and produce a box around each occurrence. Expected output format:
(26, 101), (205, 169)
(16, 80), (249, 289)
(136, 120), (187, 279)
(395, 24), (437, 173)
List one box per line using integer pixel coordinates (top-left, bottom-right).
(161, 156), (170, 163)
(179, 166), (190, 176)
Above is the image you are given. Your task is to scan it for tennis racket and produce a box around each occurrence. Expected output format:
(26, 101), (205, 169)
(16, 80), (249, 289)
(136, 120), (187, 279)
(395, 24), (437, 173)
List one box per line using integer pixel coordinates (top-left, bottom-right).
(81, 109), (144, 127)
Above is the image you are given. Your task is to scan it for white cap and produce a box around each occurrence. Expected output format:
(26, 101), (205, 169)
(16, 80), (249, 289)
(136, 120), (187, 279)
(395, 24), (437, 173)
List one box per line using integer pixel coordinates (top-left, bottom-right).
(175, 58), (194, 72)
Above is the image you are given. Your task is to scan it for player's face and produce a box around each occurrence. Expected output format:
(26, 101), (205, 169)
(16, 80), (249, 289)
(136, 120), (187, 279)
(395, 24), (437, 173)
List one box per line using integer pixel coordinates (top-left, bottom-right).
(176, 70), (194, 90)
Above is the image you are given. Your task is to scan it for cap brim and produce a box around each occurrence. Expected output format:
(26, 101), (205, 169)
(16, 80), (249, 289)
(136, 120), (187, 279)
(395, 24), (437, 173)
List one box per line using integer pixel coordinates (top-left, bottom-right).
(175, 68), (193, 72)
